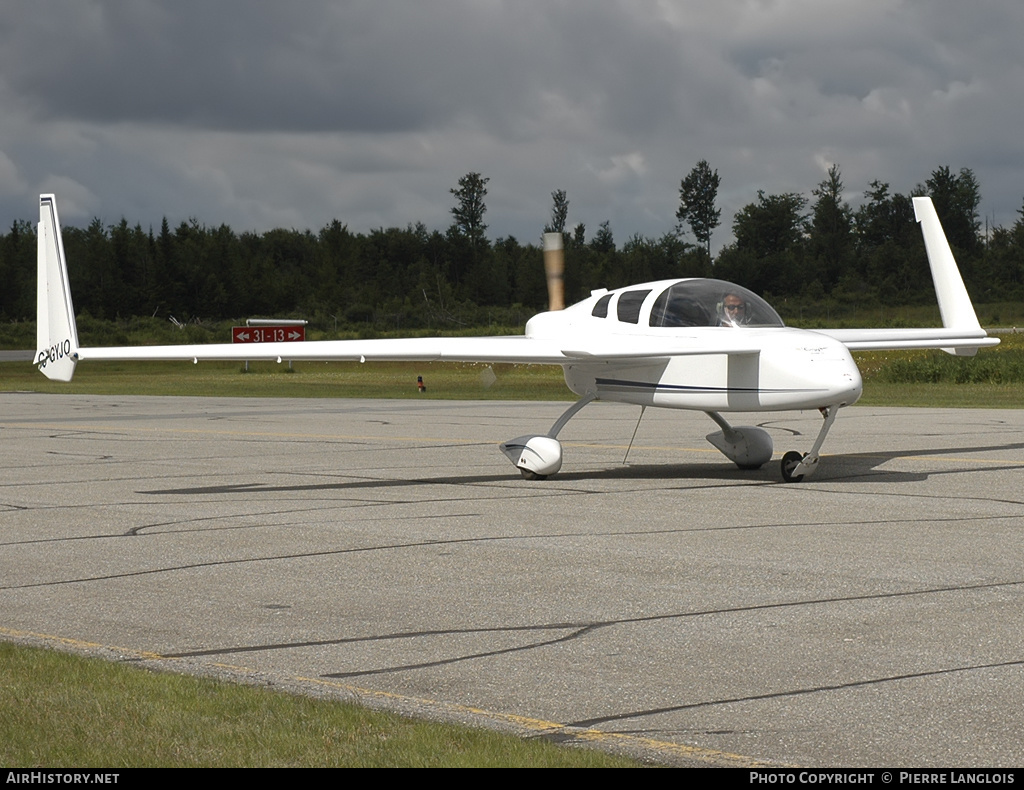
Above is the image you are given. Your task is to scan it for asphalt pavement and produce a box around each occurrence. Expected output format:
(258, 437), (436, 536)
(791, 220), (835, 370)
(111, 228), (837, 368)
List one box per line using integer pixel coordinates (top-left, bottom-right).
(2, 393), (1023, 767)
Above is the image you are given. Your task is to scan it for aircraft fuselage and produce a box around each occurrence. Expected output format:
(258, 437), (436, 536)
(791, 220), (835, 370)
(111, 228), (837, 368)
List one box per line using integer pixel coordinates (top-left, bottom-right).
(525, 278), (863, 413)
(562, 328), (863, 412)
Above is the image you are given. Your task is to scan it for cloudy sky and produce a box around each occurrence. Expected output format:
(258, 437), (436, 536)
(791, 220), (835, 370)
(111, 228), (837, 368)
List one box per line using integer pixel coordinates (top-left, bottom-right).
(2, 0), (1023, 252)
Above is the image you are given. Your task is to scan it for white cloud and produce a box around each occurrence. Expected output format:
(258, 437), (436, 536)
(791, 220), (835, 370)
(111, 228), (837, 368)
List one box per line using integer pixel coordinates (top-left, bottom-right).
(594, 152), (648, 186)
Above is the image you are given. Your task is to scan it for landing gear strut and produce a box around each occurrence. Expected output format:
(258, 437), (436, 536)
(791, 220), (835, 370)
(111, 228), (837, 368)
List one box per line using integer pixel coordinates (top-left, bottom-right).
(779, 404), (840, 482)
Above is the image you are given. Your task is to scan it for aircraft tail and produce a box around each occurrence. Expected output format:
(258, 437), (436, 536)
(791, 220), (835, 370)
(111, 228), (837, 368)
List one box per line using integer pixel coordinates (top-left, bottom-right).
(36, 194), (80, 381)
(912, 196), (982, 356)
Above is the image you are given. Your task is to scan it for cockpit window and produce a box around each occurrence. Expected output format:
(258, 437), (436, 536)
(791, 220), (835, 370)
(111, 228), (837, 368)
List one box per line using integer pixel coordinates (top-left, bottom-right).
(649, 289), (712, 327)
(649, 280), (784, 328)
(592, 293), (612, 318)
(617, 289), (651, 324)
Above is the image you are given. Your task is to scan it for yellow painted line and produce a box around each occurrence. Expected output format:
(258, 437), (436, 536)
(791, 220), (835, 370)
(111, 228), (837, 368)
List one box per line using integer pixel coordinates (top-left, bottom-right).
(0, 625), (778, 767)
(0, 626), (164, 660)
(299, 675), (779, 767)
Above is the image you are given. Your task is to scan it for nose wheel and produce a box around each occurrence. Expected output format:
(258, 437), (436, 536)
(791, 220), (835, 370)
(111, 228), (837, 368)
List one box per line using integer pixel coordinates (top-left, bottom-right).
(779, 404), (842, 482)
(781, 451), (806, 483)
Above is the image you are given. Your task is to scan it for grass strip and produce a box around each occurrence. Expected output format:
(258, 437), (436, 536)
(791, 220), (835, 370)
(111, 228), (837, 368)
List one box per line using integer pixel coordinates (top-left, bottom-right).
(0, 360), (574, 400)
(0, 642), (640, 768)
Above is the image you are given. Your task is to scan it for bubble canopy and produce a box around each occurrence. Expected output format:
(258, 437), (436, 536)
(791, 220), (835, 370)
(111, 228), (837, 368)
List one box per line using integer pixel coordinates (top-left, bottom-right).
(648, 279), (784, 328)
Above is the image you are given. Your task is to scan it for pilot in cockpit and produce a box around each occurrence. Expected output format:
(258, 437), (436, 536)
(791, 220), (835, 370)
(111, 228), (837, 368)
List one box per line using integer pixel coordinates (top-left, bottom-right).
(719, 292), (749, 327)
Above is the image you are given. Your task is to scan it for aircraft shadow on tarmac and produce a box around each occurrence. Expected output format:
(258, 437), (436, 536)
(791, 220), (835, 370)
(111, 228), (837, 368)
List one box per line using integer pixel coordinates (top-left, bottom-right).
(138, 439), (1024, 496)
(821, 440), (1024, 484)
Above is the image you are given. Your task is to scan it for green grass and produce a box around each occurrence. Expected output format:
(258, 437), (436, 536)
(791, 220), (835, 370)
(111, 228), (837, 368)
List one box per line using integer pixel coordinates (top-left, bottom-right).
(852, 332), (1024, 407)
(1, 359), (575, 400)
(781, 300), (1024, 329)
(0, 642), (640, 768)
(853, 381), (1023, 408)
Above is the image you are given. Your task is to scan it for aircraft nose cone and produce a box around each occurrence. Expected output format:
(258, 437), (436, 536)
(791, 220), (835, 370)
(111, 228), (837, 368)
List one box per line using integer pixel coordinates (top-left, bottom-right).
(773, 336), (863, 409)
(835, 365), (863, 405)
(827, 347), (863, 406)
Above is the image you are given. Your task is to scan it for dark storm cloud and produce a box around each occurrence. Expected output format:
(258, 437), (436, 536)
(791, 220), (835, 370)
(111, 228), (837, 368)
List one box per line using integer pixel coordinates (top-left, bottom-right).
(1, 0), (1023, 242)
(0, 1), (707, 140)
(4, 1), (461, 132)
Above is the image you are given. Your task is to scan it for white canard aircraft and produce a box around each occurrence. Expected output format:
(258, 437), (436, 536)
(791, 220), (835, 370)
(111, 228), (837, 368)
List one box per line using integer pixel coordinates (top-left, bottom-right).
(35, 193), (997, 482)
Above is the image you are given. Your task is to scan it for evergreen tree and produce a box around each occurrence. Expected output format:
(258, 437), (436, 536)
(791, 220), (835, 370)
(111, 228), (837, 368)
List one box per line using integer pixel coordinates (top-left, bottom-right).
(447, 172), (491, 298)
(676, 160), (721, 259)
(0, 220), (35, 318)
(922, 166), (981, 253)
(448, 172), (490, 249)
(591, 220), (615, 253)
(545, 189), (569, 235)
(808, 164), (853, 290)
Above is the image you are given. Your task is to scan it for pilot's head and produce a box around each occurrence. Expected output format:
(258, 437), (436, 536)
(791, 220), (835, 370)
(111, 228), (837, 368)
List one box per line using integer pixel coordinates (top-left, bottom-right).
(721, 293), (748, 326)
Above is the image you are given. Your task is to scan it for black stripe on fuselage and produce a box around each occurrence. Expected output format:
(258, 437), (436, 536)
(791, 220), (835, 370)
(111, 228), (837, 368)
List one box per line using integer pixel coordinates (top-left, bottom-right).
(595, 377), (823, 395)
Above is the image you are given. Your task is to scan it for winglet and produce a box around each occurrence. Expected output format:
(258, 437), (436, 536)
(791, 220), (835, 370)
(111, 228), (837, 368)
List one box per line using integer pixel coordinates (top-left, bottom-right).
(913, 196), (983, 334)
(913, 196), (984, 356)
(36, 194), (80, 381)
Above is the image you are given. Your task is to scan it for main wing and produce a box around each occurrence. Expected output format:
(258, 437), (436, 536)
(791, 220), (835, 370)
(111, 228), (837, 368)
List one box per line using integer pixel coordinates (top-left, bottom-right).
(816, 197), (998, 355)
(34, 194), (761, 382)
(74, 334), (571, 367)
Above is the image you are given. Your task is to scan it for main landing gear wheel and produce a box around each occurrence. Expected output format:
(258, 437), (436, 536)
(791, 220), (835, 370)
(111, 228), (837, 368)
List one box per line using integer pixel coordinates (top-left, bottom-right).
(781, 451), (806, 483)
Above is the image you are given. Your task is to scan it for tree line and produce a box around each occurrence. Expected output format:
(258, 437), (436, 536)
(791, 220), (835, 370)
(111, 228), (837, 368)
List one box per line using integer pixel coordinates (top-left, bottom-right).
(2, 164), (1023, 331)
